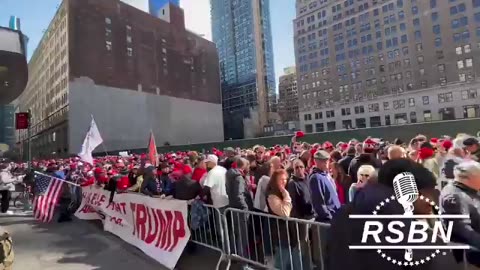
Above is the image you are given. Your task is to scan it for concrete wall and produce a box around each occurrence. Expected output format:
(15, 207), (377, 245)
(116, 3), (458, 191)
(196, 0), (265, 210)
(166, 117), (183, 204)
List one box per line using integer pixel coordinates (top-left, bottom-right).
(68, 78), (223, 153)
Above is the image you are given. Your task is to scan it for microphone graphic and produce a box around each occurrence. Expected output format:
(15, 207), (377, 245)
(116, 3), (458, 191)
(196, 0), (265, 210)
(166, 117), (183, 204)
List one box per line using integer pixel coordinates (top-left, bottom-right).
(393, 172), (419, 262)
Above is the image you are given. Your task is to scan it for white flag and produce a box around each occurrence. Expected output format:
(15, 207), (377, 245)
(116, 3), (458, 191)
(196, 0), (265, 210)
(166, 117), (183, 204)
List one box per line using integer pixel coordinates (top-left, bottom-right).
(78, 116), (103, 165)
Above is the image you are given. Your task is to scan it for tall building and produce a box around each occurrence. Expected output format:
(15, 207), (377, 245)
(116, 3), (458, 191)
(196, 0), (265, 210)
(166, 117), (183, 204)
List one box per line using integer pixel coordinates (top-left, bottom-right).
(17, 0), (223, 158)
(0, 104), (15, 148)
(295, 0), (480, 133)
(211, 0), (276, 139)
(278, 66), (299, 122)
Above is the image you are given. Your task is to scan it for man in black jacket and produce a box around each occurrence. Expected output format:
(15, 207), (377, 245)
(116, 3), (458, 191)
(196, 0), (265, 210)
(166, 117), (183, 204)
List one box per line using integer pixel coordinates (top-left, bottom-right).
(339, 147), (356, 175)
(441, 160), (480, 268)
(348, 138), (382, 183)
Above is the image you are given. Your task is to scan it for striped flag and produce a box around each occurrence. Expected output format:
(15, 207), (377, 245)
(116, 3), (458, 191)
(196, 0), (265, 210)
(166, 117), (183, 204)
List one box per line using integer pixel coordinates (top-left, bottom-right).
(33, 173), (64, 223)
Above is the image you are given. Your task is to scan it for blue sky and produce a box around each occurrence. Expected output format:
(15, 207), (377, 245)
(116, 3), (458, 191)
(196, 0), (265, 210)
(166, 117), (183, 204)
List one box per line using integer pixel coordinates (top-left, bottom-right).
(0, 0), (296, 81)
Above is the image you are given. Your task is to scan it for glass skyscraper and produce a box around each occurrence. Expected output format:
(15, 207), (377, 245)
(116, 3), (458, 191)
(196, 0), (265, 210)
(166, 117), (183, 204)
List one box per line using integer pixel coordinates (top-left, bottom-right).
(211, 0), (276, 139)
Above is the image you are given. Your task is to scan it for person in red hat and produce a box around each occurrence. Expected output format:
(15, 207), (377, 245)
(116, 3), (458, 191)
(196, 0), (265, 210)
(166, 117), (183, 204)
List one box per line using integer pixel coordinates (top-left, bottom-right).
(347, 138), (382, 183)
(170, 165), (202, 200)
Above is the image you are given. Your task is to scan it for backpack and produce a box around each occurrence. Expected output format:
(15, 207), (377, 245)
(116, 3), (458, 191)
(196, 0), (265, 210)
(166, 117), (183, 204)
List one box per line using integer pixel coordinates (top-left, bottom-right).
(0, 231), (14, 269)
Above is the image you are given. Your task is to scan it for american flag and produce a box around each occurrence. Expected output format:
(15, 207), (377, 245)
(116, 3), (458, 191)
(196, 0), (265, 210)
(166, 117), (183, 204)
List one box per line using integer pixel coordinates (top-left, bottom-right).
(33, 173), (64, 223)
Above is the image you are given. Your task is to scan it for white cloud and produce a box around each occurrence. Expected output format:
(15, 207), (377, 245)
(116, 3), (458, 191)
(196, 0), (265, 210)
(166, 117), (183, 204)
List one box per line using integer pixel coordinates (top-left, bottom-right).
(180, 0), (212, 41)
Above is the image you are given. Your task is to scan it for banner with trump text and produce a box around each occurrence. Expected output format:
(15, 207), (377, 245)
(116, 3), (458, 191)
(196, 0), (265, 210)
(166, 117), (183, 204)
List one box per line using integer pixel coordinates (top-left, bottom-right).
(75, 186), (190, 269)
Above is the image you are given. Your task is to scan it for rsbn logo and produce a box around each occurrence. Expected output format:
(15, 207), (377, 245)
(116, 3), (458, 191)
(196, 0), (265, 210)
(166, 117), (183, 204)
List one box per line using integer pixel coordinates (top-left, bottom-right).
(349, 172), (469, 267)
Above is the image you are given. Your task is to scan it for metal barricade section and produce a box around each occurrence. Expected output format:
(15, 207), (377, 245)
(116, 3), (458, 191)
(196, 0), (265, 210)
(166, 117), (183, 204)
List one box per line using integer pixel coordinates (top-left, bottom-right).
(222, 208), (331, 270)
(187, 202), (228, 270)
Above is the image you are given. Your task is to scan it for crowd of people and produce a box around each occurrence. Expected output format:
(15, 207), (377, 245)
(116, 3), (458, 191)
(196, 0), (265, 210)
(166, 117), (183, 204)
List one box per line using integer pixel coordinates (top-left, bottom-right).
(0, 131), (479, 269)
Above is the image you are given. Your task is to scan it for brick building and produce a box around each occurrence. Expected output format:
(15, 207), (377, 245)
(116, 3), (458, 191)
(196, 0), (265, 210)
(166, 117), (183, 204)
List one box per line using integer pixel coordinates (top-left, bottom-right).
(17, 0), (223, 158)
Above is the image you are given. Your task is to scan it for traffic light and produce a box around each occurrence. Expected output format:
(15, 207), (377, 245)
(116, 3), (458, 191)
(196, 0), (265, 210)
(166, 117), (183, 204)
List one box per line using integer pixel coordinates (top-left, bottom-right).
(15, 112), (29, 129)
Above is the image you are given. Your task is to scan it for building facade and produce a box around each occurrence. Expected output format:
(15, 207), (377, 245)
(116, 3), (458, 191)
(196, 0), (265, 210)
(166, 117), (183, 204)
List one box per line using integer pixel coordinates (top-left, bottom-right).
(278, 66), (299, 122)
(295, 0), (480, 133)
(17, 0), (223, 158)
(0, 104), (15, 148)
(211, 0), (276, 139)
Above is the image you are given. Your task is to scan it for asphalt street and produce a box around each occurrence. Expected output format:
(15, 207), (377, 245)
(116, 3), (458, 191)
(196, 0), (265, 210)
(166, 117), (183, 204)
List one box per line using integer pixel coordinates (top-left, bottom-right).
(0, 208), (230, 270)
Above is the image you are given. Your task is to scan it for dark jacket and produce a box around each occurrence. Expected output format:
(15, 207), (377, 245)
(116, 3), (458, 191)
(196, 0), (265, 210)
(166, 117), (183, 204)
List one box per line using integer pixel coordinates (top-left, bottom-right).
(287, 175), (314, 220)
(441, 181), (480, 266)
(338, 154), (355, 175)
(172, 175), (202, 201)
(225, 168), (254, 210)
(348, 153), (382, 183)
(141, 176), (162, 196)
(327, 183), (458, 270)
(308, 167), (340, 222)
(160, 174), (173, 195)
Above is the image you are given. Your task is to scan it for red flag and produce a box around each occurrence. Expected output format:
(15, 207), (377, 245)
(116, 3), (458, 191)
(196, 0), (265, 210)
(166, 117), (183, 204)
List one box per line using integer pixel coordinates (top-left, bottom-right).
(148, 131), (158, 166)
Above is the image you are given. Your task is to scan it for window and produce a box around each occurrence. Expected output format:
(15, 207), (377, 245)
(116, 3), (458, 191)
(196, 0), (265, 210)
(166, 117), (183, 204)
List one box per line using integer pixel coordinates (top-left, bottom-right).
(385, 115), (391, 125)
(438, 92), (453, 103)
(433, 25), (440, 34)
(412, 6), (418, 15)
(456, 46), (463, 55)
(423, 110), (432, 121)
(466, 58), (473, 67)
(341, 108), (351, 116)
(416, 43), (423, 52)
(465, 44), (471, 53)
(431, 12), (438, 22)
(422, 96), (429, 105)
(304, 114), (312, 121)
(413, 18), (420, 27)
(370, 116), (382, 127)
(354, 106), (365, 114)
(326, 110), (335, 118)
(474, 0), (480, 8)
(408, 98), (415, 107)
(368, 103), (380, 112)
(464, 105), (480, 118)
(305, 124), (313, 133)
(440, 77), (447, 86)
(435, 38), (442, 48)
(315, 123), (324, 132)
(314, 112), (323, 119)
(410, 112), (417, 123)
(430, 0), (437, 8)
(355, 118), (366, 128)
(394, 113), (408, 124)
(461, 89), (478, 99)
(457, 60), (465, 69)
(417, 56), (424, 64)
(439, 107), (455, 120)
(105, 17), (112, 24)
(414, 31), (422, 40)
(437, 64), (445, 73)
(383, 102), (390, 110)
(393, 99), (405, 109)
(105, 40), (112, 51)
(327, 121), (336, 131)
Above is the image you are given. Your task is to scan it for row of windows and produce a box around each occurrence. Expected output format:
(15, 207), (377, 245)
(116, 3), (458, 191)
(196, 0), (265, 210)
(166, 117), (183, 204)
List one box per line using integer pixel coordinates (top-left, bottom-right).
(303, 88), (478, 121)
(304, 106), (480, 133)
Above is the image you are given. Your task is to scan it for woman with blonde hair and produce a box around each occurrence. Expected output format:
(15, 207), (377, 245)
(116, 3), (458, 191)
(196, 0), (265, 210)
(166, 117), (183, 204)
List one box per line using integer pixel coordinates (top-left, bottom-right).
(348, 165), (377, 202)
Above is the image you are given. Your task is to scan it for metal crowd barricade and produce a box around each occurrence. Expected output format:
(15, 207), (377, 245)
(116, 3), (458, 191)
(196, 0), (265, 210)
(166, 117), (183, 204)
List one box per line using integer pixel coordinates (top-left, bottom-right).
(186, 201), (229, 270)
(222, 208), (331, 270)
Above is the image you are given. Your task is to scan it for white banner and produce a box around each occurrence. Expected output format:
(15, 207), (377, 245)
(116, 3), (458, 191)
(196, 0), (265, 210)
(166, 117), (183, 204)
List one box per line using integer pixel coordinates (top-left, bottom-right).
(75, 186), (190, 269)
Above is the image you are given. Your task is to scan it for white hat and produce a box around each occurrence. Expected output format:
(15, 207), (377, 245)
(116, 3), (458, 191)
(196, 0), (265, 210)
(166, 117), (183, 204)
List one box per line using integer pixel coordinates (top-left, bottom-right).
(204, 154), (218, 165)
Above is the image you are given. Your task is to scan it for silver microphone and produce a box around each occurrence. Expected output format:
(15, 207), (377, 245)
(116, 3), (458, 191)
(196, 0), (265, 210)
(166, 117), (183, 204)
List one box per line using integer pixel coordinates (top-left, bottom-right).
(393, 172), (419, 262)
